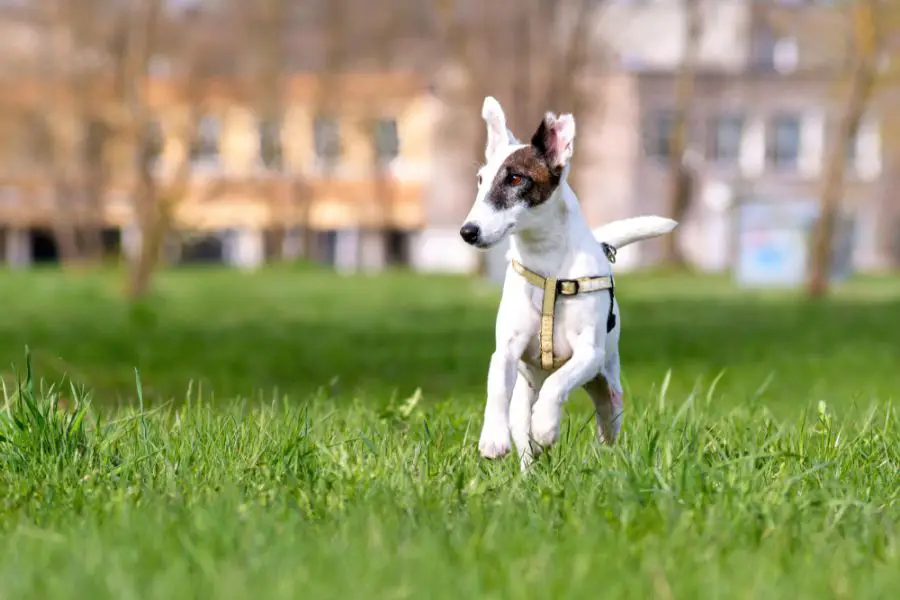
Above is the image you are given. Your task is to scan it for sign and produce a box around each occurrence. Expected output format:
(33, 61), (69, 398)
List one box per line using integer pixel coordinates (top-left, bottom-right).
(735, 198), (855, 287)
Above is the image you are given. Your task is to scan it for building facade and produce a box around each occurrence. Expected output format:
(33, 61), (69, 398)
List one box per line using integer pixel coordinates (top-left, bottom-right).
(2, 0), (898, 272)
(0, 73), (438, 270)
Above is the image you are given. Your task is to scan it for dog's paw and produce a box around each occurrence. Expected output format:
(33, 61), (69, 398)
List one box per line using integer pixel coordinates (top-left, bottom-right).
(478, 421), (511, 459)
(530, 401), (561, 449)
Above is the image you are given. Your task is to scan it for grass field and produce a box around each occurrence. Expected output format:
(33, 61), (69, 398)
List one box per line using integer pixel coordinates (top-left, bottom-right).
(1, 265), (898, 599)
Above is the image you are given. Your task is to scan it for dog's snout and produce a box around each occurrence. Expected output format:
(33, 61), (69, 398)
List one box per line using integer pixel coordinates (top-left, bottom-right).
(459, 222), (481, 245)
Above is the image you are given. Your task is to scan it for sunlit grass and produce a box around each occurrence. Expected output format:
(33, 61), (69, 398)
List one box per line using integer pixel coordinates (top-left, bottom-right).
(1, 267), (899, 598)
(0, 350), (897, 599)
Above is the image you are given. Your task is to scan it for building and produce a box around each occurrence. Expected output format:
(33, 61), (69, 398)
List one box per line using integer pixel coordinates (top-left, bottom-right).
(0, 72), (439, 270)
(2, 0), (898, 273)
(619, 0), (898, 271)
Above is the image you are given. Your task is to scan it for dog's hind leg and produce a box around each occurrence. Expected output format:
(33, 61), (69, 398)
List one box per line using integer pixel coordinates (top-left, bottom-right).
(509, 371), (538, 471)
(584, 370), (623, 445)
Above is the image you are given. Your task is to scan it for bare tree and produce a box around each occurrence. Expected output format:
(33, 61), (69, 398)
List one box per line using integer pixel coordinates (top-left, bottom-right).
(240, 0), (290, 260)
(23, 0), (105, 265)
(297, 0), (347, 262)
(116, 1), (215, 298)
(360, 8), (405, 270)
(437, 0), (604, 143)
(807, 0), (882, 297)
(661, 0), (703, 269)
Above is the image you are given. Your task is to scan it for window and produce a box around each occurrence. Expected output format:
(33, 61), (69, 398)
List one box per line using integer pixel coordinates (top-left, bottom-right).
(258, 117), (283, 170)
(643, 110), (674, 159)
(751, 22), (798, 73)
(766, 114), (801, 170)
(385, 229), (410, 266)
(750, 22), (776, 70)
(771, 37), (799, 73)
(846, 116), (882, 179)
(707, 114), (744, 164)
(374, 118), (399, 162)
(313, 116), (341, 167)
(191, 115), (220, 164)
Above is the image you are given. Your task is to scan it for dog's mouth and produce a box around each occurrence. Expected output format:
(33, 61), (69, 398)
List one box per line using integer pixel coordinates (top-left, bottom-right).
(473, 224), (515, 249)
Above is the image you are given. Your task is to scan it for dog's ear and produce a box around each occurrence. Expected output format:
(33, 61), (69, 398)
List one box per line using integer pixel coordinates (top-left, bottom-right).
(482, 96), (509, 160)
(530, 112), (576, 173)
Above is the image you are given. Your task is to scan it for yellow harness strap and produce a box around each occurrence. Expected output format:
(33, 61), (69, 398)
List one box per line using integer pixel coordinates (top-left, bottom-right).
(511, 259), (614, 371)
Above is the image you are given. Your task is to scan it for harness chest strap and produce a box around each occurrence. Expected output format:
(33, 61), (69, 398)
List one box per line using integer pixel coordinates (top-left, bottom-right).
(511, 248), (617, 371)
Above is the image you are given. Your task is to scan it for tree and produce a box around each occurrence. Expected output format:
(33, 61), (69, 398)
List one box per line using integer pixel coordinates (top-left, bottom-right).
(239, 0), (290, 260)
(806, 0), (885, 297)
(298, 0), (347, 262)
(115, 0), (219, 298)
(661, 0), (703, 269)
(359, 4), (407, 271)
(24, 0), (122, 265)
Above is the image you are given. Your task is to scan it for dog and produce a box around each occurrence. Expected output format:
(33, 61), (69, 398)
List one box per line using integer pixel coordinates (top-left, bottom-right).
(459, 96), (677, 470)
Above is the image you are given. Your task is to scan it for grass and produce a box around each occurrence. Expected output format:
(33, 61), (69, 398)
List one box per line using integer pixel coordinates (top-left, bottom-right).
(1, 266), (899, 599)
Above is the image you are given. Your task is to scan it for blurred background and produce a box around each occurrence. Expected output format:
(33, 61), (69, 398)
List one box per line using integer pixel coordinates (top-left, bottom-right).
(0, 0), (898, 409)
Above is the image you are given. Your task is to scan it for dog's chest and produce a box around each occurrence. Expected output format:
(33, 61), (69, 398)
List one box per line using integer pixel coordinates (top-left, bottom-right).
(518, 286), (582, 366)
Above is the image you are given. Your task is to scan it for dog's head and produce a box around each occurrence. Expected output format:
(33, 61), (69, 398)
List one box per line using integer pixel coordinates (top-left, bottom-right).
(459, 96), (576, 249)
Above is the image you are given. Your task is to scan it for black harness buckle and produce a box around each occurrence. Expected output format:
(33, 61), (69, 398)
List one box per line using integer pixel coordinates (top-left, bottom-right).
(602, 243), (617, 264)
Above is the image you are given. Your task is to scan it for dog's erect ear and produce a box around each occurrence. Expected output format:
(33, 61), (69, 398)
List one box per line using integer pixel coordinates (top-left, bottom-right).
(482, 95), (509, 160)
(530, 112), (576, 172)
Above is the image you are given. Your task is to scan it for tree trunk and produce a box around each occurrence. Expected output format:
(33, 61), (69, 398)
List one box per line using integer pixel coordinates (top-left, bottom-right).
(80, 119), (110, 263)
(806, 73), (875, 296)
(662, 149), (693, 268)
(127, 218), (165, 299)
(297, 179), (318, 261)
(51, 179), (83, 264)
(661, 0), (702, 269)
(126, 153), (164, 299)
(806, 1), (878, 298)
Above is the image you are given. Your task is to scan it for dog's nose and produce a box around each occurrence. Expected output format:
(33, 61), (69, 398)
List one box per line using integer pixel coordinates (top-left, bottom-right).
(459, 222), (481, 245)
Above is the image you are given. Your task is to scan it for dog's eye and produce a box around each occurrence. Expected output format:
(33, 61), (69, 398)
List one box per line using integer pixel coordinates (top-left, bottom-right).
(507, 174), (525, 186)
(477, 174), (483, 186)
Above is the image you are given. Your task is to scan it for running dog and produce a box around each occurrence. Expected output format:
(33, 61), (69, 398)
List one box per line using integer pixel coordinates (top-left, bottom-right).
(459, 96), (677, 470)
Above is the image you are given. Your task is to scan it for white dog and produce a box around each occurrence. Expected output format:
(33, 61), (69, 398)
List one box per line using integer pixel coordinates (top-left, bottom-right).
(460, 96), (677, 470)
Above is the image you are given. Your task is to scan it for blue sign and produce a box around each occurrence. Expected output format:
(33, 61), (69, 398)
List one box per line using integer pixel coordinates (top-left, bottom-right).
(735, 199), (855, 288)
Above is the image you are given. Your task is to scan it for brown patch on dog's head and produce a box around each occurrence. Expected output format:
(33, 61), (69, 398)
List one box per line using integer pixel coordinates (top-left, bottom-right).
(484, 112), (576, 211)
(484, 146), (559, 211)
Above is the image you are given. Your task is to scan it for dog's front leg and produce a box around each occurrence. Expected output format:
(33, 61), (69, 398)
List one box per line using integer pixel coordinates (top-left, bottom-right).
(530, 343), (604, 452)
(509, 372), (538, 471)
(479, 334), (528, 459)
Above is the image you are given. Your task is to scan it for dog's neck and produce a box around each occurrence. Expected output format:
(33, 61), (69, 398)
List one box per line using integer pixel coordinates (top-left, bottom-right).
(508, 181), (593, 277)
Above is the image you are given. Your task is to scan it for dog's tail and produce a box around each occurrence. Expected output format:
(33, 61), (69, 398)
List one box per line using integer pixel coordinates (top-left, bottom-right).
(592, 216), (678, 250)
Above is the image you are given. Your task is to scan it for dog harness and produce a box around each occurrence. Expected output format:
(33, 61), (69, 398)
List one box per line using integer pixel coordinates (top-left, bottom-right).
(511, 243), (618, 371)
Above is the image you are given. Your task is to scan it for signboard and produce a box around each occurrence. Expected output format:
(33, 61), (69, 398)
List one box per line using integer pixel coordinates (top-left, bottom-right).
(735, 198), (855, 287)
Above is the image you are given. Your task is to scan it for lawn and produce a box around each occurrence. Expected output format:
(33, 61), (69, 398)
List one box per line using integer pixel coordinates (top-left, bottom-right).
(1, 265), (898, 599)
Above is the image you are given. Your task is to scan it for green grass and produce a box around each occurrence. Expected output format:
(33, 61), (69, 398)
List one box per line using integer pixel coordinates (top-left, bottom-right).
(1, 266), (899, 599)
